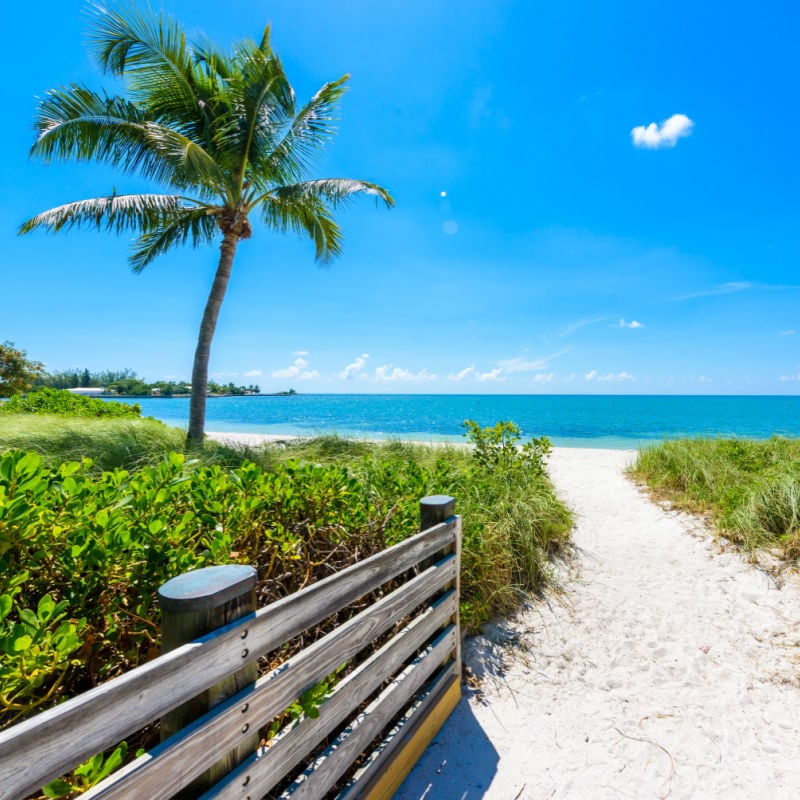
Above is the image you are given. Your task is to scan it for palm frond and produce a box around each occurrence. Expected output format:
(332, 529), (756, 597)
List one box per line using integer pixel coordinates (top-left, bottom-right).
(129, 208), (218, 272)
(31, 85), (228, 194)
(265, 179), (394, 210)
(212, 38), (294, 181)
(258, 77), (349, 185)
(87, 2), (207, 124)
(261, 195), (342, 264)
(19, 193), (189, 236)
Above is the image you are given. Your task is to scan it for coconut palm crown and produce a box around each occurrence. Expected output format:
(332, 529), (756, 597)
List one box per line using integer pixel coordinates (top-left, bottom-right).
(20, 3), (393, 444)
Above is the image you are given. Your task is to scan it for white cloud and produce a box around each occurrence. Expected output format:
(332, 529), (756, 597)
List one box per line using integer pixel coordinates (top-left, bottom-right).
(446, 365), (505, 382)
(476, 367), (504, 382)
(586, 369), (636, 382)
(447, 366), (478, 382)
(533, 372), (555, 383)
(243, 369), (263, 378)
(374, 365), (438, 383)
(674, 281), (753, 301)
(612, 319), (644, 329)
(559, 317), (610, 337)
(498, 348), (570, 374)
(780, 329), (796, 336)
(779, 373), (800, 382)
(631, 113), (694, 149)
(293, 350), (309, 356)
(339, 353), (370, 380)
(698, 376), (713, 383)
(271, 357), (319, 380)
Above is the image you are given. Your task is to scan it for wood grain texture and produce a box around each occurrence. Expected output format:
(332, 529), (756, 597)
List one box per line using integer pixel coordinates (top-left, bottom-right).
(281, 628), (458, 799)
(78, 556), (456, 800)
(204, 591), (458, 800)
(0, 519), (456, 800)
(345, 671), (461, 800)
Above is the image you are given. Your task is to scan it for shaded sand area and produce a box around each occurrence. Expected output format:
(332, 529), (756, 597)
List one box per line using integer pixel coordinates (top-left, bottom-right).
(396, 448), (800, 799)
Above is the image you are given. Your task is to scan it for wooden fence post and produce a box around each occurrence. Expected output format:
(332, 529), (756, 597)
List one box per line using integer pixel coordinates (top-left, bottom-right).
(158, 564), (259, 796)
(419, 496), (461, 680)
(419, 494), (455, 532)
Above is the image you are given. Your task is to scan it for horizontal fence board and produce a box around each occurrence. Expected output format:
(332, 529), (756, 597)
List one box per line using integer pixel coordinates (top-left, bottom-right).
(282, 628), (458, 800)
(342, 668), (460, 800)
(81, 557), (456, 800)
(0, 519), (456, 800)
(205, 591), (458, 800)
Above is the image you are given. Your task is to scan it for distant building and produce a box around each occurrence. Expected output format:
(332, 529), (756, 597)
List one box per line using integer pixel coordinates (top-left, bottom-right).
(151, 388), (162, 397)
(67, 387), (105, 397)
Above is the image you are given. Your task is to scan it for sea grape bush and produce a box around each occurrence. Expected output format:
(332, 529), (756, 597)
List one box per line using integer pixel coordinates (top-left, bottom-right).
(0, 449), (426, 731)
(0, 387), (141, 418)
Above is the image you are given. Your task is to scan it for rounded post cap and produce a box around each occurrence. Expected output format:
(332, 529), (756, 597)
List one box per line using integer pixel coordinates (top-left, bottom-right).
(420, 494), (456, 509)
(158, 565), (257, 613)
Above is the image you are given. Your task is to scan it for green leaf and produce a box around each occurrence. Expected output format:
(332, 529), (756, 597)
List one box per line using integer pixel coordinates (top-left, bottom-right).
(13, 634), (32, 652)
(42, 778), (74, 797)
(0, 595), (12, 623)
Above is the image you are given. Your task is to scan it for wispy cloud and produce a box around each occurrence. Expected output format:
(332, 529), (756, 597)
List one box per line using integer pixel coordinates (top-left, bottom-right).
(585, 370), (636, 382)
(559, 317), (610, 337)
(532, 372), (555, 383)
(374, 365), (438, 383)
(271, 357), (319, 380)
(780, 329), (796, 336)
(779, 373), (800, 382)
(293, 350), (309, 357)
(612, 319), (643, 329)
(673, 281), (754, 301)
(243, 369), (263, 378)
(498, 348), (570, 373)
(446, 366), (504, 382)
(631, 113), (694, 149)
(339, 353), (369, 380)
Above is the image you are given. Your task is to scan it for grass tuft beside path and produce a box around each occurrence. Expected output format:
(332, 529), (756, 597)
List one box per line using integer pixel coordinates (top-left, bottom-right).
(630, 437), (800, 563)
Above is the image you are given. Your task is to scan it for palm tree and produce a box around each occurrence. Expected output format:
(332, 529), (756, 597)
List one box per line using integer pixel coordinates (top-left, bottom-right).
(20, 3), (393, 445)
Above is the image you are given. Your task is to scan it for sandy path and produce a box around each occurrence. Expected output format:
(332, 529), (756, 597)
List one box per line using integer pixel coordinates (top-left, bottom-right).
(395, 448), (800, 800)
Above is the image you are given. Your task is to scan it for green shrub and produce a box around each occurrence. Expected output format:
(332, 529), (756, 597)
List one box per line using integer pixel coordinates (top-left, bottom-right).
(0, 388), (140, 418)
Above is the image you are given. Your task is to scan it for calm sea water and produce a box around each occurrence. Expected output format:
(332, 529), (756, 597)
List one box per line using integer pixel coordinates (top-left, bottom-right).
(118, 394), (800, 450)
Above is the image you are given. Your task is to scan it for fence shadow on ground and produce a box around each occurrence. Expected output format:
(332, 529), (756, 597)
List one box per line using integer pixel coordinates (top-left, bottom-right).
(392, 695), (499, 799)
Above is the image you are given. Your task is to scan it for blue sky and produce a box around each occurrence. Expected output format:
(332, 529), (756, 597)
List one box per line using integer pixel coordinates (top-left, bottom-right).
(3, 0), (799, 394)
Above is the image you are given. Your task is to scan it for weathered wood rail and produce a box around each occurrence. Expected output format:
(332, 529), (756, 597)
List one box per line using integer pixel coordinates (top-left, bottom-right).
(0, 495), (461, 800)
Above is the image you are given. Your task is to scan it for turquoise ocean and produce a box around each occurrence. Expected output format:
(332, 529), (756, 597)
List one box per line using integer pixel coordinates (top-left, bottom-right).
(119, 394), (800, 450)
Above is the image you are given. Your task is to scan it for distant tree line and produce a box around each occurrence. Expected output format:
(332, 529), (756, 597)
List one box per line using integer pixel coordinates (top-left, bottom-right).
(33, 368), (260, 397)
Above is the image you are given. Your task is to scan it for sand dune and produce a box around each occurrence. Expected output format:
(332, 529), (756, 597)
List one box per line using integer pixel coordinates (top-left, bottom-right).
(396, 448), (800, 799)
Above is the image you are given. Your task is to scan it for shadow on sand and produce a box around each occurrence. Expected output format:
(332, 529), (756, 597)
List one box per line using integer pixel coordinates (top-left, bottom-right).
(393, 694), (499, 800)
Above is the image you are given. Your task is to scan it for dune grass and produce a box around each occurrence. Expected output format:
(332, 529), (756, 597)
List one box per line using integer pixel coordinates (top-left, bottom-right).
(630, 437), (800, 563)
(0, 414), (185, 472)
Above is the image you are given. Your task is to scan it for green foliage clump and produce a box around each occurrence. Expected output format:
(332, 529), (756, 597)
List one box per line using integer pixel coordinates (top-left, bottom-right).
(631, 437), (800, 562)
(0, 342), (43, 398)
(1, 420), (572, 740)
(0, 388), (140, 418)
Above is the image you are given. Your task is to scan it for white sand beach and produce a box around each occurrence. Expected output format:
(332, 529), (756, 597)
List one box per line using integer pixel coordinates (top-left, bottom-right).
(396, 448), (800, 800)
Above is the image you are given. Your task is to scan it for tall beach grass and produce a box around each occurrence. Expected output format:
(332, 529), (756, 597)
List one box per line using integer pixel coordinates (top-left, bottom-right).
(631, 437), (800, 563)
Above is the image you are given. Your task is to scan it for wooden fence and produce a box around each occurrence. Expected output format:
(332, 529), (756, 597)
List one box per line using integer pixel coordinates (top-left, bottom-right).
(0, 495), (461, 800)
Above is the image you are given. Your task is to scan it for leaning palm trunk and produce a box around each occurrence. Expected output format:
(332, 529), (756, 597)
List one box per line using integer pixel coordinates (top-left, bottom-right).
(188, 232), (239, 445)
(18, 3), (393, 446)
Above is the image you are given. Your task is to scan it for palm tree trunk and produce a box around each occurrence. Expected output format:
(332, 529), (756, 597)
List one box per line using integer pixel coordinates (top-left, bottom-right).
(187, 231), (239, 446)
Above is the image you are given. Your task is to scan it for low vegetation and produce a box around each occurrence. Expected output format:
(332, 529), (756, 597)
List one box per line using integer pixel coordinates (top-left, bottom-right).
(33, 368), (260, 397)
(631, 437), (800, 563)
(1, 417), (572, 755)
(0, 387), (141, 418)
